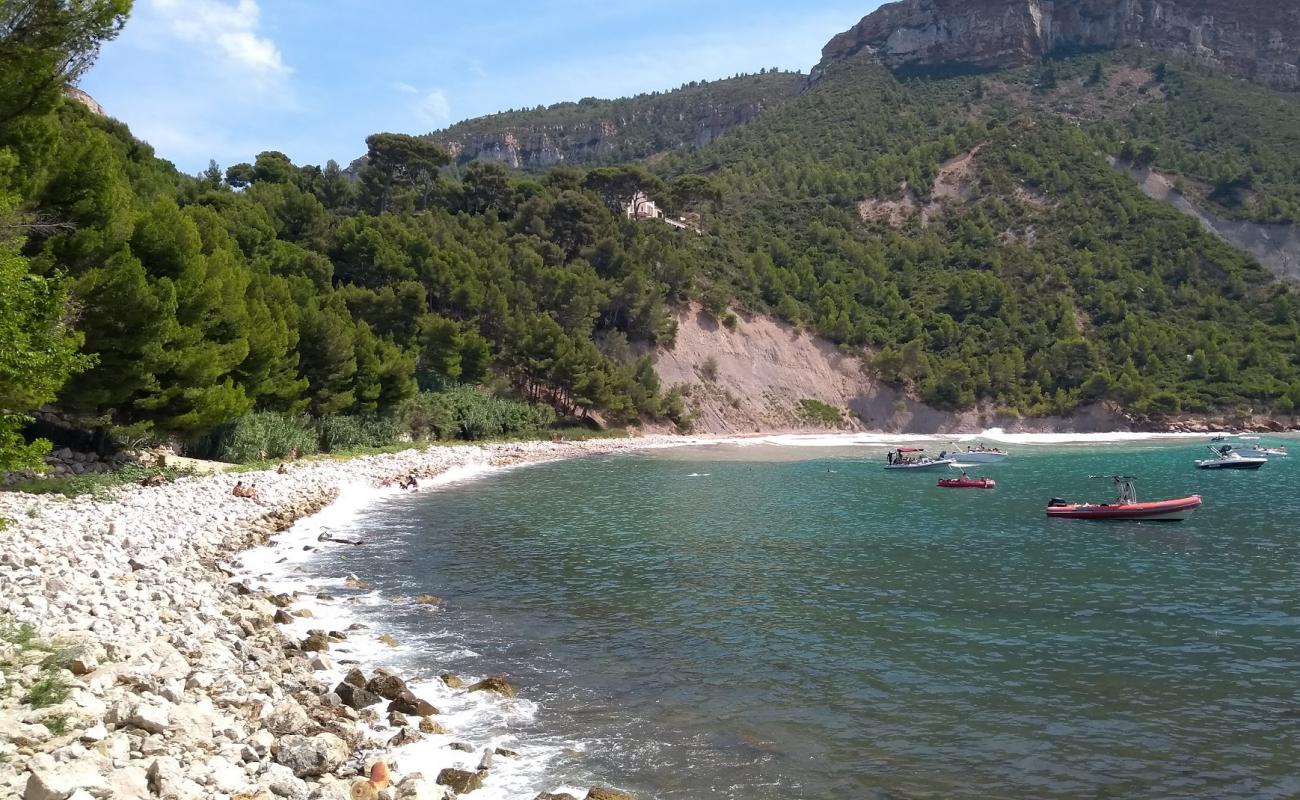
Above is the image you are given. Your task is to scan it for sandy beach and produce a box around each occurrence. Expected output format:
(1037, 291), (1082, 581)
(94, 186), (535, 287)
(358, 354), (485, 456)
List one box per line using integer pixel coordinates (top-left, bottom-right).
(0, 436), (700, 800)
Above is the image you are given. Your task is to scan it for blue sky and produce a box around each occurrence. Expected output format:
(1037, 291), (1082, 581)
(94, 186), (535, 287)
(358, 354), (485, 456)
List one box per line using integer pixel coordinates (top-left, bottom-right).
(79, 0), (880, 175)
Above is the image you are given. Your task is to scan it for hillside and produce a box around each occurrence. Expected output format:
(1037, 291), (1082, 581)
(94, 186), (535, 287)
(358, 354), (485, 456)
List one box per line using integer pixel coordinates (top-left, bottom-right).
(8, 1), (1300, 476)
(817, 0), (1300, 90)
(426, 71), (804, 170)
(651, 46), (1300, 423)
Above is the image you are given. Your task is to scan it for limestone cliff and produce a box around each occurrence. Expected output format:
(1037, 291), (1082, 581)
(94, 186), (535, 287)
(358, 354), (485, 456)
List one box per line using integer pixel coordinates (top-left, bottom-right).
(817, 0), (1300, 90)
(429, 72), (803, 170)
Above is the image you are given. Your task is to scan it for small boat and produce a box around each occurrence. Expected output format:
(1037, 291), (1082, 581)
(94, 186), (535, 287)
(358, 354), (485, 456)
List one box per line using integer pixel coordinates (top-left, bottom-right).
(938, 475), (996, 489)
(952, 444), (1009, 464)
(1046, 476), (1201, 521)
(884, 447), (956, 470)
(1227, 444), (1287, 458)
(1196, 446), (1266, 470)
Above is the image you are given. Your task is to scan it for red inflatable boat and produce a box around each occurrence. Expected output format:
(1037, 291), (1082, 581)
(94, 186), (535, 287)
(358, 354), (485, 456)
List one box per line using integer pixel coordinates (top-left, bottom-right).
(938, 476), (996, 489)
(1046, 477), (1202, 521)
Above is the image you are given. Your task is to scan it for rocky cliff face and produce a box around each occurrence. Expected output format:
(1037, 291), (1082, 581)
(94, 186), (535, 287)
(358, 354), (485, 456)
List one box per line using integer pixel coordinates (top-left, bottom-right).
(439, 101), (778, 169)
(817, 0), (1300, 90)
(430, 73), (803, 170)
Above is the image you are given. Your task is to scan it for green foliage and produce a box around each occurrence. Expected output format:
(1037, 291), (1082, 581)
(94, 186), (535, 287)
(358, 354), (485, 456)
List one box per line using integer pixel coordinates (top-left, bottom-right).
(1100, 57), (1300, 222)
(22, 670), (69, 708)
(5, 7), (1300, 446)
(316, 413), (401, 452)
(400, 392), (456, 441)
(0, 239), (92, 470)
(199, 411), (318, 462)
(651, 51), (1300, 417)
(438, 386), (556, 441)
(6, 463), (193, 497)
(0, 0), (132, 124)
(799, 398), (844, 425)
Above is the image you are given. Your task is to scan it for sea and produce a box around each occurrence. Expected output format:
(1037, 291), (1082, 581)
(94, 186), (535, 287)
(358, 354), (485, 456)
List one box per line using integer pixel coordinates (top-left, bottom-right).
(245, 432), (1300, 799)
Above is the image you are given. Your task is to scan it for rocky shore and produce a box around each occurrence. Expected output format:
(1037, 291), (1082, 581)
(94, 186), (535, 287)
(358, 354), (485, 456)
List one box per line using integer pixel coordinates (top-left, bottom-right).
(0, 438), (686, 800)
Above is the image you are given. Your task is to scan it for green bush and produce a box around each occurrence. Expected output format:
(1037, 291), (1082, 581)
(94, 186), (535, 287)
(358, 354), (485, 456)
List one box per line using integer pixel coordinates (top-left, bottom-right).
(799, 398), (845, 425)
(439, 387), (556, 440)
(200, 412), (318, 462)
(400, 393), (457, 441)
(316, 415), (402, 452)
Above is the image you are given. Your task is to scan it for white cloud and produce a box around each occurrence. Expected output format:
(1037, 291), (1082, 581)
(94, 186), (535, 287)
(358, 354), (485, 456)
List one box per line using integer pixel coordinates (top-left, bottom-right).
(150, 0), (286, 75)
(396, 83), (452, 128)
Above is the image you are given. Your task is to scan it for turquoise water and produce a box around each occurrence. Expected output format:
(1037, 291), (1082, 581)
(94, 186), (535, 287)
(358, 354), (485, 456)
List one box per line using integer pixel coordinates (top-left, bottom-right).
(320, 440), (1300, 799)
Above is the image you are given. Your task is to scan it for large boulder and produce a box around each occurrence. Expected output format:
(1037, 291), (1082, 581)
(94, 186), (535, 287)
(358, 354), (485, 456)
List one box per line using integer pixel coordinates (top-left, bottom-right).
(440, 673), (464, 689)
(126, 700), (172, 734)
(334, 681), (382, 710)
(585, 790), (634, 800)
(266, 699), (313, 735)
(436, 769), (484, 795)
(466, 676), (515, 698)
(274, 733), (350, 778)
(365, 672), (409, 700)
(300, 631), (330, 652)
(23, 762), (110, 800)
(387, 691), (437, 717)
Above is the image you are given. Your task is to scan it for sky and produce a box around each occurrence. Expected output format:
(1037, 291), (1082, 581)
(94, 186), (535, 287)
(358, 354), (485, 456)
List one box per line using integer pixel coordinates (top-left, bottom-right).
(78, 0), (881, 175)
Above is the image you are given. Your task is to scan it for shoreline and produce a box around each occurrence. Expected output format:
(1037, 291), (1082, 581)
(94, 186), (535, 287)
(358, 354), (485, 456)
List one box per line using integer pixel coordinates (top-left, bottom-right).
(0, 436), (698, 800)
(2, 428), (1293, 799)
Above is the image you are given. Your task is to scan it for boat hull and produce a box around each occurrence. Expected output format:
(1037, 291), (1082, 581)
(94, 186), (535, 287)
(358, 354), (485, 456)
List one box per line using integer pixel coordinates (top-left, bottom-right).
(884, 459), (957, 471)
(938, 478), (996, 489)
(1046, 495), (1203, 521)
(1196, 458), (1266, 470)
(953, 452), (1007, 464)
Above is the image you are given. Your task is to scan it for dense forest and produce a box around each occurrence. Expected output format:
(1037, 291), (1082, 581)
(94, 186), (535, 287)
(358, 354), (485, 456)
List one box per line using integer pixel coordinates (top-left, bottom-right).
(5, 2), (1300, 473)
(654, 50), (1300, 417)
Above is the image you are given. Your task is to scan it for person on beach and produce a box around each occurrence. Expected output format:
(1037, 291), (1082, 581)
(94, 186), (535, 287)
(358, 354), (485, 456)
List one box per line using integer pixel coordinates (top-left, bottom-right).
(277, 462), (288, 474)
(290, 447), (298, 460)
(232, 480), (246, 497)
(258, 448), (266, 462)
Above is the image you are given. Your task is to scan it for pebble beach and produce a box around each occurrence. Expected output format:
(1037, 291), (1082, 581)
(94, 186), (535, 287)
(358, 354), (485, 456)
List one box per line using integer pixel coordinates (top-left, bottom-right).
(0, 436), (693, 800)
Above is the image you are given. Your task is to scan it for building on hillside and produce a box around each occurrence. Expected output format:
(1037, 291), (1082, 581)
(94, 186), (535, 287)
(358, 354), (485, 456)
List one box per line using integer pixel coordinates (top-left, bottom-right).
(626, 191), (663, 221)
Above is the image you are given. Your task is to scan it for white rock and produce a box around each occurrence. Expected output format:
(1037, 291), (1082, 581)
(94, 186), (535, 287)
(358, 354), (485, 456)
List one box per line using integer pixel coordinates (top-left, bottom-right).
(273, 733), (349, 778)
(79, 724), (108, 744)
(22, 761), (109, 800)
(265, 699), (311, 736)
(262, 764), (309, 800)
(207, 756), (247, 793)
(126, 700), (171, 734)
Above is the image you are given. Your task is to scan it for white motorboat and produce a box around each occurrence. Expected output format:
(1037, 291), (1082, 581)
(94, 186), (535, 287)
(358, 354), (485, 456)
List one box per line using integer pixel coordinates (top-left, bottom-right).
(952, 445), (1008, 464)
(884, 447), (957, 470)
(1229, 445), (1288, 458)
(884, 458), (957, 471)
(1196, 447), (1266, 470)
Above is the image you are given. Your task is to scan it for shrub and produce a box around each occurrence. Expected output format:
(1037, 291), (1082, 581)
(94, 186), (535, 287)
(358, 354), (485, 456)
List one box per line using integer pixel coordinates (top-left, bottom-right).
(316, 415), (402, 452)
(199, 412), (318, 462)
(799, 398), (844, 425)
(699, 356), (719, 382)
(439, 387), (556, 441)
(401, 393), (457, 441)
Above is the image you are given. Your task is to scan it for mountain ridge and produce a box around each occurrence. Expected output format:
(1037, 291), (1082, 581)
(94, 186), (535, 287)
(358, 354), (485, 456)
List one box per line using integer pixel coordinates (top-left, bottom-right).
(816, 0), (1300, 89)
(425, 72), (804, 171)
